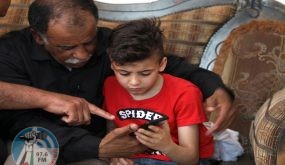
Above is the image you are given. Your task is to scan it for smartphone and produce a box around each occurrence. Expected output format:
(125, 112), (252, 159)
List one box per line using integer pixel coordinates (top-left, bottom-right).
(129, 116), (169, 136)
(139, 116), (169, 130)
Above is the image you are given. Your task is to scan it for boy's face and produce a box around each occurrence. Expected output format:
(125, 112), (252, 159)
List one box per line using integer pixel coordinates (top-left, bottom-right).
(111, 55), (167, 97)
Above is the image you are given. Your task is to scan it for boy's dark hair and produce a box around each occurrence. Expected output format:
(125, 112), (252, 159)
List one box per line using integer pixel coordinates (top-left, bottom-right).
(108, 18), (165, 65)
(28, 0), (98, 34)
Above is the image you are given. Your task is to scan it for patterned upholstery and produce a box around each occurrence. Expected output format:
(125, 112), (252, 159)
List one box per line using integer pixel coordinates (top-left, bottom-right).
(277, 127), (285, 165)
(250, 87), (285, 164)
(212, 19), (285, 164)
(99, 5), (236, 65)
(214, 20), (285, 119)
(0, 0), (30, 35)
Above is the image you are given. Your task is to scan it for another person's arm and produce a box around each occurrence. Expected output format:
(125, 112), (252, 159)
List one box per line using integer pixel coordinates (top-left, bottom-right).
(99, 123), (147, 158)
(0, 81), (114, 125)
(165, 55), (236, 134)
(0, 81), (147, 161)
(165, 55), (234, 100)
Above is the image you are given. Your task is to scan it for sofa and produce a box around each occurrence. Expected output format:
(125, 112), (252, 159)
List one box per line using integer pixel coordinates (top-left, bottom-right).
(1, 0), (285, 164)
(208, 18), (285, 165)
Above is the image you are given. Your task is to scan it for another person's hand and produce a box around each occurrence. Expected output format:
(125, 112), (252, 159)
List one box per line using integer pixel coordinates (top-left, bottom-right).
(43, 92), (114, 126)
(110, 158), (134, 165)
(204, 87), (236, 135)
(99, 124), (147, 158)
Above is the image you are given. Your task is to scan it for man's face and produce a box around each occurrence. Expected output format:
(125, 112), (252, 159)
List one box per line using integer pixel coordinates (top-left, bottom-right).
(38, 12), (97, 68)
(111, 55), (167, 98)
(0, 0), (11, 17)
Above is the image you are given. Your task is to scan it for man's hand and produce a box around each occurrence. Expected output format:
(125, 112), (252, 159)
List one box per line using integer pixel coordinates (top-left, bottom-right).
(204, 88), (236, 135)
(43, 92), (114, 126)
(0, 82), (114, 126)
(99, 124), (147, 158)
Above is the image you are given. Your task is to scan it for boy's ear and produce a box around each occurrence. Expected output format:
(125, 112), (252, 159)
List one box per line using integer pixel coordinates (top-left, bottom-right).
(110, 63), (115, 70)
(159, 57), (167, 72)
(30, 28), (45, 45)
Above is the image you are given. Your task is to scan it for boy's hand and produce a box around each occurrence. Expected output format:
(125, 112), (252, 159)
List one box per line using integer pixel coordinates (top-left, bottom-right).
(135, 121), (175, 152)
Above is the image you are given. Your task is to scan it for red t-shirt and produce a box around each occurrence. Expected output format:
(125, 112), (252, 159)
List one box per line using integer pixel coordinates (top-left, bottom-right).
(103, 74), (213, 161)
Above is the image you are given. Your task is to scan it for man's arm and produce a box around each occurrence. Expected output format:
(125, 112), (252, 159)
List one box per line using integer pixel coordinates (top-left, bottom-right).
(164, 54), (236, 134)
(165, 55), (234, 100)
(0, 81), (114, 125)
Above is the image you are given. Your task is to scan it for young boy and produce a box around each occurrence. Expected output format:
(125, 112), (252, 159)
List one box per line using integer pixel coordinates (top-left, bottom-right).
(103, 18), (214, 165)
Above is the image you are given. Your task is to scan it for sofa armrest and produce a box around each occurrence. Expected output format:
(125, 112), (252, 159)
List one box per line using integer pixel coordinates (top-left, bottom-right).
(249, 87), (285, 165)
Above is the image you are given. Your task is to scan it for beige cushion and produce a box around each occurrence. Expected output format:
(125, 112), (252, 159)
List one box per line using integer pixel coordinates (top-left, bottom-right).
(249, 87), (285, 164)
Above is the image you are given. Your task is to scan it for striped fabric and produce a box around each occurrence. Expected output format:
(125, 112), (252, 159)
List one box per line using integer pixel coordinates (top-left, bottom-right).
(99, 5), (236, 64)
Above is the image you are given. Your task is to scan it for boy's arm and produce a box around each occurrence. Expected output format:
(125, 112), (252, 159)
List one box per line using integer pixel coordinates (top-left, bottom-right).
(163, 124), (199, 165)
(135, 123), (199, 165)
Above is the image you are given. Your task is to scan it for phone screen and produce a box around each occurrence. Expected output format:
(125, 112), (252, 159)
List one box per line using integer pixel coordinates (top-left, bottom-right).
(129, 116), (169, 136)
(139, 116), (169, 129)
